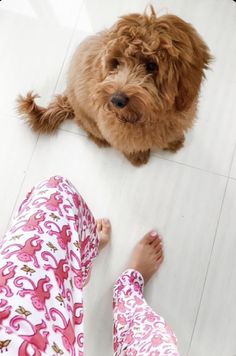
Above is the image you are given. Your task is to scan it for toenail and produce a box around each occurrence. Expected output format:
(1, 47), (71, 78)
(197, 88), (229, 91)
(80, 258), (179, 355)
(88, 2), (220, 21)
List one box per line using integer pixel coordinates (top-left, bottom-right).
(150, 230), (158, 236)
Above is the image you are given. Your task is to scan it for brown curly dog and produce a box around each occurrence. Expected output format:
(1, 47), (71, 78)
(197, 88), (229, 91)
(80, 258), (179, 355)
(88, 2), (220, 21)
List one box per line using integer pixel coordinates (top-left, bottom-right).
(17, 7), (212, 166)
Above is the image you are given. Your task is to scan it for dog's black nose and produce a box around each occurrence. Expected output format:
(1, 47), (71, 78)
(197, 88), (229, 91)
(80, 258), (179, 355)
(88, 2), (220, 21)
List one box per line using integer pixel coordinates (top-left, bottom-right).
(111, 93), (129, 108)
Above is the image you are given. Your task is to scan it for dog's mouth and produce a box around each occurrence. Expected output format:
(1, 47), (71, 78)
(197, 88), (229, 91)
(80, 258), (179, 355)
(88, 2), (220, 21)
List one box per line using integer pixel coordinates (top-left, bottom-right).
(118, 113), (143, 124)
(105, 102), (143, 124)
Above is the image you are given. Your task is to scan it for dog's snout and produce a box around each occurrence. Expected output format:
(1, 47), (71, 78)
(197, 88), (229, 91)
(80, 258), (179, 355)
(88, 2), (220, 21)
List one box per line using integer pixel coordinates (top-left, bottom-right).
(111, 93), (129, 108)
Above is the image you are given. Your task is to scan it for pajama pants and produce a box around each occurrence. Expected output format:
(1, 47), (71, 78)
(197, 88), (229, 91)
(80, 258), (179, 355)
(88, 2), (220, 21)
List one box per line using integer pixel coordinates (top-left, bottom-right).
(0, 176), (179, 356)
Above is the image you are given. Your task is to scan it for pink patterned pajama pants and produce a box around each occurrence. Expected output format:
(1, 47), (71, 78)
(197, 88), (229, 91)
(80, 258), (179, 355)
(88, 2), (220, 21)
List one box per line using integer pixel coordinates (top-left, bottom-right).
(113, 270), (179, 355)
(0, 176), (179, 355)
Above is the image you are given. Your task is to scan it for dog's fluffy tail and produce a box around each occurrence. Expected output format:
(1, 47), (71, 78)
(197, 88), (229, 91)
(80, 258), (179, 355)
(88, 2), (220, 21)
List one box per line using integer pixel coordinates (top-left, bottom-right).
(17, 91), (74, 134)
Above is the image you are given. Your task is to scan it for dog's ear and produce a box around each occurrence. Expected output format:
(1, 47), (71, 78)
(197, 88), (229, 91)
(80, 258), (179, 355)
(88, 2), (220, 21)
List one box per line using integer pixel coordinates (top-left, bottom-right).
(161, 15), (212, 112)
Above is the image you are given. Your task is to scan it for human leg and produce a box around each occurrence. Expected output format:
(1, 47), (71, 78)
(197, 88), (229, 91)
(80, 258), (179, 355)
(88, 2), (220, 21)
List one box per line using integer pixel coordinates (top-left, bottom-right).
(113, 232), (179, 355)
(0, 176), (108, 355)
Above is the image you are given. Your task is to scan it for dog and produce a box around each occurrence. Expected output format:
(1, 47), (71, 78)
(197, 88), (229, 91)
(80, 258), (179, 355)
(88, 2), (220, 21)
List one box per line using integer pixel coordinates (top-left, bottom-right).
(17, 6), (211, 166)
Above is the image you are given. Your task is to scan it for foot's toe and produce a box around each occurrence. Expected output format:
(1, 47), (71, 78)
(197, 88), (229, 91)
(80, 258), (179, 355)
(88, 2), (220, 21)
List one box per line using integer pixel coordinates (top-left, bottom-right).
(141, 230), (159, 245)
(102, 218), (111, 234)
(97, 218), (111, 251)
(96, 219), (102, 232)
(156, 254), (164, 264)
(128, 230), (164, 284)
(151, 236), (162, 250)
(155, 248), (163, 260)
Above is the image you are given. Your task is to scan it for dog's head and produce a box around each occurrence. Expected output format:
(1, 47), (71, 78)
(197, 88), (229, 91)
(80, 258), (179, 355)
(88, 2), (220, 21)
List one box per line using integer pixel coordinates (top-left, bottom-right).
(94, 7), (211, 125)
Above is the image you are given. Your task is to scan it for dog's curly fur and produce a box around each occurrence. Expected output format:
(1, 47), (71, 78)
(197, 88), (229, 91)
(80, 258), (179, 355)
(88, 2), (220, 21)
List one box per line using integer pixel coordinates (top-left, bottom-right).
(17, 7), (212, 166)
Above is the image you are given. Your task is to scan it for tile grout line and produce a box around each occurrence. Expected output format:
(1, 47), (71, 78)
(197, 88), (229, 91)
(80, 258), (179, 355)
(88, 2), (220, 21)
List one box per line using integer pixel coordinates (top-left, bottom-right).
(59, 127), (87, 137)
(3, 118), (230, 232)
(186, 179), (229, 355)
(58, 127), (229, 178)
(153, 153), (229, 178)
(5, 1), (85, 229)
(227, 142), (236, 179)
(2, 109), (232, 185)
(6, 134), (40, 229)
(186, 143), (236, 355)
(52, 2), (84, 95)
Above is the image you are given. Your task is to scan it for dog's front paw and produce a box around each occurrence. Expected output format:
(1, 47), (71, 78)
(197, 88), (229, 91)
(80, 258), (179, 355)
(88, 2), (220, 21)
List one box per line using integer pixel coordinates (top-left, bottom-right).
(165, 135), (185, 153)
(88, 133), (110, 148)
(124, 150), (150, 166)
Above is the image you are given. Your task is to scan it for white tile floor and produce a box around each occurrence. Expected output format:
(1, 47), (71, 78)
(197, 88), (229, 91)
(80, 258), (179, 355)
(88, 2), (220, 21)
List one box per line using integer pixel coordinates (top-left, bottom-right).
(0, 1), (236, 355)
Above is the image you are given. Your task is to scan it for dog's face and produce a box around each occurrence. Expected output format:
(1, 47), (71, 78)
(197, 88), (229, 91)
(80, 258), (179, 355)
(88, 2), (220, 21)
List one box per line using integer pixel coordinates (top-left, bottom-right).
(94, 9), (211, 125)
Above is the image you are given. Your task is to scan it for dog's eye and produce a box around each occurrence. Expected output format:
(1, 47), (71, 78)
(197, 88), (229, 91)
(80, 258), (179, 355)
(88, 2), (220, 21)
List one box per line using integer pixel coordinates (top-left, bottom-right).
(145, 62), (158, 73)
(110, 58), (119, 70)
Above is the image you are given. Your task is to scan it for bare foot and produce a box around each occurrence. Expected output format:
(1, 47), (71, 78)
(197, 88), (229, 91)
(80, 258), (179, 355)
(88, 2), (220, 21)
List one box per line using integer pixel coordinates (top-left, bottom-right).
(96, 218), (111, 251)
(84, 219), (111, 287)
(128, 231), (163, 284)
